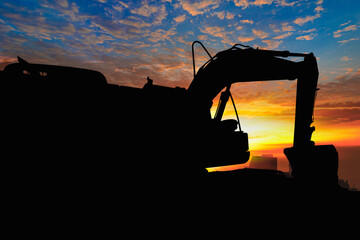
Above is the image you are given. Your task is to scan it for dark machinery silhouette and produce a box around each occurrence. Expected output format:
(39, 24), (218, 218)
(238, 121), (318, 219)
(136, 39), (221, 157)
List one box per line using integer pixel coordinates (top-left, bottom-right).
(0, 41), (345, 192)
(187, 42), (339, 188)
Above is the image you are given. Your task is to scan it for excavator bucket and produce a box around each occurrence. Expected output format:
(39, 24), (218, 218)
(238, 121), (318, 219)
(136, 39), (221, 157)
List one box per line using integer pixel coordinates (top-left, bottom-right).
(284, 145), (339, 189)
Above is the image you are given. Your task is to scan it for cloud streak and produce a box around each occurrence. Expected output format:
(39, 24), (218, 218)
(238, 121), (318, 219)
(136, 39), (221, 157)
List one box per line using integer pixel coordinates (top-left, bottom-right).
(294, 14), (321, 26)
(333, 24), (358, 38)
(178, 0), (221, 16)
(296, 33), (317, 40)
(232, 0), (296, 9)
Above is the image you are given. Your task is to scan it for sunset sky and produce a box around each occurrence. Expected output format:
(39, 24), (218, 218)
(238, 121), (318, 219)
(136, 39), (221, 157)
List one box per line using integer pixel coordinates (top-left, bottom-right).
(0, 0), (359, 186)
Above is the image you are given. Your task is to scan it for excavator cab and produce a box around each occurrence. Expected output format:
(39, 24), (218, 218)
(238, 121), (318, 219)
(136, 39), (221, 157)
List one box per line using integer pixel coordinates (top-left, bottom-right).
(187, 42), (252, 168)
(204, 84), (250, 168)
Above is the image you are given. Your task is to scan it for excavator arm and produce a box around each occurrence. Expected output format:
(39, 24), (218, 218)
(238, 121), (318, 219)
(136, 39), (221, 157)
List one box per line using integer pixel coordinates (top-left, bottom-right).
(188, 44), (316, 146)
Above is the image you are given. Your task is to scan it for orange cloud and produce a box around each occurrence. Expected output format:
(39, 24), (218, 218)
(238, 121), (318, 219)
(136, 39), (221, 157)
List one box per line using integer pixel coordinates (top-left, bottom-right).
(148, 28), (176, 43)
(338, 38), (359, 45)
(233, 0), (275, 9)
(240, 19), (254, 24)
(262, 40), (282, 49)
(233, 0), (250, 9)
(226, 12), (236, 19)
(130, 1), (158, 17)
(252, 0), (273, 7)
(273, 32), (293, 39)
(333, 24), (358, 37)
(0, 56), (17, 70)
(317, 69), (360, 102)
(178, 0), (221, 16)
(130, 1), (167, 25)
(294, 14), (321, 26)
(213, 11), (225, 20)
(237, 36), (255, 42)
(296, 33), (317, 40)
(174, 14), (186, 23)
(252, 29), (269, 39)
(281, 23), (295, 32)
(200, 26), (230, 38)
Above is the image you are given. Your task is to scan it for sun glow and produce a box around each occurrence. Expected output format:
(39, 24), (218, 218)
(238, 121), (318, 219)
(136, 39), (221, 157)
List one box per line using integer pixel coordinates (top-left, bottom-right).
(208, 81), (360, 174)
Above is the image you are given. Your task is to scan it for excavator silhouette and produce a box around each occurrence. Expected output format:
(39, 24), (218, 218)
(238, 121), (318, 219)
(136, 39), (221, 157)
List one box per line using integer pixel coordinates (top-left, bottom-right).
(0, 41), (348, 193)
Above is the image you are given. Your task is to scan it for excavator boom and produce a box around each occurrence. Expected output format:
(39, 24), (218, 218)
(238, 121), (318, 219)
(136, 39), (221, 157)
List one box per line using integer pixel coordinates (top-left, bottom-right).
(188, 44), (317, 147)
